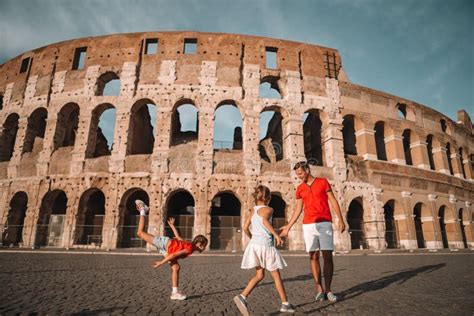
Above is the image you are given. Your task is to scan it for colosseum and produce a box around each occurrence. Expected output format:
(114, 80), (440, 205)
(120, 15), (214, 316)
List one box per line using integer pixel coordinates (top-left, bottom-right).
(0, 31), (472, 252)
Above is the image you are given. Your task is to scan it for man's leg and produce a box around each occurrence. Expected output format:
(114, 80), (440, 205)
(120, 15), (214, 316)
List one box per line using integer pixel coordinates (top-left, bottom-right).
(309, 251), (324, 293)
(321, 250), (334, 293)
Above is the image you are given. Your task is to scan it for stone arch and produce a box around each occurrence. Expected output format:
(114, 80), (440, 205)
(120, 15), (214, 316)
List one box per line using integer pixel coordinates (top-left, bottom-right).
(259, 75), (282, 99)
(374, 121), (388, 161)
(440, 118), (452, 135)
(96, 71), (121, 96)
(383, 199), (404, 249)
(2, 191), (28, 246)
(402, 129), (413, 165)
(426, 134), (436, 170)
(35, 190), (68, 247)
(53, 103), (80, 150)
(214, 100), (243, 150)
(74, 188), (106, 246)
(23, 107), (47, 154)
(127, 99), (156, 155)
(164, 189), (195, 241)
(342, 114), (357, 156)
(413, 202), (433, 249)
(396, 103), (416, 121)
(170, 99), (199, 146)
(269, 192), (288, 250)
(210, 191), (242, 250)
(0, 113), (19, 162)
(117, 188), (149, 248)
(347, 197), (366, 249)
(86, 103), (116, 158)
(259, 105), (289, 162)
(303, 109), (324, 166)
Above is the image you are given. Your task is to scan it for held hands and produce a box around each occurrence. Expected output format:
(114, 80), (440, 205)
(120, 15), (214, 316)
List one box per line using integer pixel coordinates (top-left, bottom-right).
(279, 225), (290, 237)
(337, 218), (346, 233)
(274, 235), (283, 247)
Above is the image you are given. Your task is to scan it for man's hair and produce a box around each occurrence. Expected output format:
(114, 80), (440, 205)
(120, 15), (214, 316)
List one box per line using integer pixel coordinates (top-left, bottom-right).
(293, 161), (310, 171)
(192, 234), (208, 247)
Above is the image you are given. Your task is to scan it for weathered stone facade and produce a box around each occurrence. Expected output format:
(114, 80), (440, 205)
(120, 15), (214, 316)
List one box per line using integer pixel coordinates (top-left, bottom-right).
(0, 31), (472, 251)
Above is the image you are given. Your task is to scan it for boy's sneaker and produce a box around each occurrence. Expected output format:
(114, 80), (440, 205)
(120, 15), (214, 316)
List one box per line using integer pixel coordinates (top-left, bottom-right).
(326, 292), (338, 302)
(280, 303), (296, 313)
(170, 291), (186, 300)
(315, 292), (326, 301)
(135, 200), (149, 213)
(233, 295), (249, 316)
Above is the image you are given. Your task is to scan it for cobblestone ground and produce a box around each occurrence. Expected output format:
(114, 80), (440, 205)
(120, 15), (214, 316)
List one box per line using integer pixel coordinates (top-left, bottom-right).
(0, 250), (472, 315)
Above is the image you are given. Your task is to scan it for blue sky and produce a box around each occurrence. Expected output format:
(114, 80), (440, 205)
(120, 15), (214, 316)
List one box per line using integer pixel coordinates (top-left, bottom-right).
(0, 0), (472, 146)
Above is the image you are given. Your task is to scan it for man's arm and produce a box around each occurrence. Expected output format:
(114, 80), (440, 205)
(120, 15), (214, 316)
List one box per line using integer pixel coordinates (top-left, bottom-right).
(167, 218), (183, 241)
(279, 198), (303, 237)
(152, 249), (189, 268)
(327, 191), (346, 233)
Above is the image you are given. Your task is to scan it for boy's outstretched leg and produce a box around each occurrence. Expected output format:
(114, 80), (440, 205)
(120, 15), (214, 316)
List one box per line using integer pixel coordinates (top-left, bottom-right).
(170, 261), (186, 300)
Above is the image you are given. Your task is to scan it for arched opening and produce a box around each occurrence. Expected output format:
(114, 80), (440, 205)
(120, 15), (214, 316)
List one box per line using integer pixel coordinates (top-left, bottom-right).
(374, 121), (387, 161)
(440, 119), (447, 133)
(117, 189), (149, 248)
(2, 192), (28, 246)
(269, 193), (288, 250)
(396, 103), (415, 121)
(170, 100), (198, 146)
(96, 72), (121, 96)
(127, 100), (156, 155)
(259, 76), (281, 99)
(438, 206), (449, 248)
(459, 208), (468, 249)
(87, 104), (116, 158)
(303, 110), (323, 166)
(426, 134), (436, 170)
(213, 101), (243, 150)
(342, 115), (357, 156)
(75, 189), (105, 246)
(446, 143), (454, 175)
(210, 192), (241, 250)
(0, 94), (3, 110)
(259, 107), (284, 162)
(23, 108), (47, 154)
(35, 190), (67, 247)
(347, 198), (365, 249)
(53, 103), (80, 150)
(0, 113), (19, 162)
(413, 202), (433, 249)
(402, 129), (413, 165)
(383, 200), (400, 249)
(164, 190), (195, 241)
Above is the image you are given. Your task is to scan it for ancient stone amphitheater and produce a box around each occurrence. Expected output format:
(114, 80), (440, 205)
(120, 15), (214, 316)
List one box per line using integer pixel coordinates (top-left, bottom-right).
(0, 31), (472, 252)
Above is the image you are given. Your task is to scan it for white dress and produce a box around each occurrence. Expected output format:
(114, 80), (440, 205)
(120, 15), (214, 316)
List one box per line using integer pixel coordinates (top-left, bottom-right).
(241, 205), (287, 271)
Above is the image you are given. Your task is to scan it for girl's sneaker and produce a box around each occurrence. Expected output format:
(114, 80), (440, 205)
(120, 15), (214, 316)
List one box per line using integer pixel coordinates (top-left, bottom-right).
(280, 303), (296, 313)
(233, 295), (249, 316)
(135, 200), (149, 213)
(170, 291), (186, 300)
(327, 292), (338, 302)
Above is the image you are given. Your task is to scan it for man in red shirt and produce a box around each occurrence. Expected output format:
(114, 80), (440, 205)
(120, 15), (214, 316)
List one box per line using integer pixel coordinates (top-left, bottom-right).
(280, 161), (345, 303)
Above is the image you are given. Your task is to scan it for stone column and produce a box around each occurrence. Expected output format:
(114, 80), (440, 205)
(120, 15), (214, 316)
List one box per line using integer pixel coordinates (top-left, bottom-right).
(384, 132), (406, 165)
(462, 158), (473, 180)
(195, 105), (214, 175)
(7, 117), (28, 178)
(428, 194), (443, 249)
(102, 176), (120, 250)
(432, 146), (450, 175)
(364, 188), (385, 250)
(400, 191), (417, 249)
(355, 128), (377, 161)
(284, 113), (305, 166)
(463, 201), (474, 248)
(450, 153), (464, 178)
(70, 113), (93, 175)
(242, 108), (261, 176)
(61, 193), (80, 249)
(410, 140), (430, 170)
(446, 195), (463, 249)
(36, 114), (59, 176)
(109, 100), (129, 173)
(151, 103), (172, 177)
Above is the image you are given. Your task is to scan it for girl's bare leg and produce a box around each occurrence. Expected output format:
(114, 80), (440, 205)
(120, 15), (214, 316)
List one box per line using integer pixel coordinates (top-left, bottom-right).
(270, 269), (288, 302)
(136, 213), (155, 245)
(241, 267), (265, 297)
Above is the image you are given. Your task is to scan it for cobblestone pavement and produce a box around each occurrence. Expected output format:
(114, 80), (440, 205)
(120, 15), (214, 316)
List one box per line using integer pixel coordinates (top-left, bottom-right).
(0, 250), (472, 315)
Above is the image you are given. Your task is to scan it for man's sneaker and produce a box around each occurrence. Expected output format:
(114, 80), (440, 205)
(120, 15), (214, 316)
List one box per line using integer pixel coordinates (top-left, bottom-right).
(280, 303), (296, 313)
(170, 291), (186, 300)
(326, 292), (337, 302)
(315, 292), (326, 301)
(135, 200), (149, 213)
(233, 295), (249, 316)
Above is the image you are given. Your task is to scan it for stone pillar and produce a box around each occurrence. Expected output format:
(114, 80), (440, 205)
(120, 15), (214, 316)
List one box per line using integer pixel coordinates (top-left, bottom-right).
(242, 108), (260, 176)
(283, 113), (305, 166)
(400, 191), (417, 249)
(462, 158), (473, 180)
(463, 201), (474, 248)
(151, 104), (172, 177)
(364, 188), (385, 250)
(428, 194), (443, 249)
(384, 133), (406, 165)
(354, 128), (377, 161)
(61, 193), (80, 249)
(432, 146), (450, 175)
(102, 177), (120, 250)
(7, 117), (28, 178)
(36, 114), (59, 176)
(70, 114), (93, 175)
(109, 101), (129, 173)
(447, 195), (464, 249)
(195, 105), (214, 175)
(410, 140), (430, 170)
(450, 153), (464, 178)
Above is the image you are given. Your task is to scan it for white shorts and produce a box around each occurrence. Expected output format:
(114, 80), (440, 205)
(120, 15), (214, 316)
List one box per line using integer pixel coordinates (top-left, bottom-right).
(302, 221), (334, 252)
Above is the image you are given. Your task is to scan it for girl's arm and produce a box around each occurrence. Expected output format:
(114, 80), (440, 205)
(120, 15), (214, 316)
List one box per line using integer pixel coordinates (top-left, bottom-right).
(279, 198), (303, 237)
(243, 209), (253, 239)
(167, 218), (183, 241)
(152, 249), (189, 268)
(259, 207), (283, 246)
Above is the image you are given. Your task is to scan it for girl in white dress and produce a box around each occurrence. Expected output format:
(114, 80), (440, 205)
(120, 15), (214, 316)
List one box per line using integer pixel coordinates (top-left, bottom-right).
(233, 185), (296, 315)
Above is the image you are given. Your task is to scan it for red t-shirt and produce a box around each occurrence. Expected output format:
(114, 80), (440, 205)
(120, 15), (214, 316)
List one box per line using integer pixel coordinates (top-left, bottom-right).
(167, 239), (194, 259)
(296, 177), (332, 224)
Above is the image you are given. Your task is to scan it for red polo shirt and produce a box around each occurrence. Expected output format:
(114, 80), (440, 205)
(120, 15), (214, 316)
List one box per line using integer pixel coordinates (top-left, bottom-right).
(296, 177), (332, 224)
(167, 239), (194, 259)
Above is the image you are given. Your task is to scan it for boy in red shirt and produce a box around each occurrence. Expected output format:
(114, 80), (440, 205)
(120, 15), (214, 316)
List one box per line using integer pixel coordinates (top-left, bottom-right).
(135, 200), (208, 300)
(280, 162), (345, 303)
